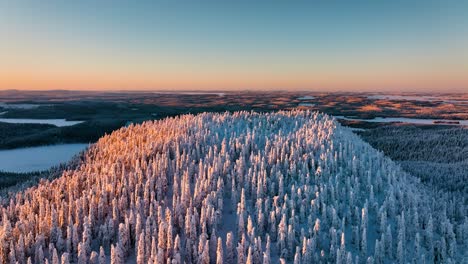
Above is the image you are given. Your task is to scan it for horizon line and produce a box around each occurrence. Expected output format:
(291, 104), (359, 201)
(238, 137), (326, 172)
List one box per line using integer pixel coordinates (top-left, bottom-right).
(0, 88), (467, 94)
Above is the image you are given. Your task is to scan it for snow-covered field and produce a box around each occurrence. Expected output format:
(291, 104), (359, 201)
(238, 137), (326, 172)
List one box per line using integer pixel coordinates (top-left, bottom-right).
(0, 111), (464, 263)
(335, 116), (468, 125)
(0, 103), (50, 109)
(0, 144), (88, 173)
(153, 91), (226, 96)
(297, 96), (315, 100)
(298, 103), (315, 107)
(0, 118), (84, 126)
(348, 127), (366, 132)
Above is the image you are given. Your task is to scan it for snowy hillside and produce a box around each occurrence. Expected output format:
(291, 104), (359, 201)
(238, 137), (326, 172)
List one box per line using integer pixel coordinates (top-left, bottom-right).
(0, 111), (466, 263)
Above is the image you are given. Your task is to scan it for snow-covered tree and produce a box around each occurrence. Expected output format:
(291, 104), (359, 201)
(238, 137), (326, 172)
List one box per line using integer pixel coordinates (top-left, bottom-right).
(0, 111), (463, 264)
(61, 253), (70, 264)
(216, 237), (223, 264)
(89, 251), (99, 264)
(226, 232), (235, 264)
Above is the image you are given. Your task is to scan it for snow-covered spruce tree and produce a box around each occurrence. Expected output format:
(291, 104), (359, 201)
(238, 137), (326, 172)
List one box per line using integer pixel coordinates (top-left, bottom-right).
(216, 237), (224, 264)
(0, 111), (465, 263)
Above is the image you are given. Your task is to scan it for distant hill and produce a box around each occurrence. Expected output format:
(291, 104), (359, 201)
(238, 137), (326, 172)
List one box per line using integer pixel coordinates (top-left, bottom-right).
(0, 111), (465, 263)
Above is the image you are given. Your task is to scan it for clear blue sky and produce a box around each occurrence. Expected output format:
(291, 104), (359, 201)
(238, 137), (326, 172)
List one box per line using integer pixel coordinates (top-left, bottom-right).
(1, 0), (467, 91)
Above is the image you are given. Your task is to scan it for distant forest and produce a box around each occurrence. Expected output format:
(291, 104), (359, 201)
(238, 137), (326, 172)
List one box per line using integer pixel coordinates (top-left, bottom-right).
(359, 125), (468, 193)
(0, 120), (125, 149)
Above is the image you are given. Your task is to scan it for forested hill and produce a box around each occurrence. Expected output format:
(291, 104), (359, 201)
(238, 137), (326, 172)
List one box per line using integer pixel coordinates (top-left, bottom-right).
(360, 126), (468, 193)
(0, 111), (465, 263)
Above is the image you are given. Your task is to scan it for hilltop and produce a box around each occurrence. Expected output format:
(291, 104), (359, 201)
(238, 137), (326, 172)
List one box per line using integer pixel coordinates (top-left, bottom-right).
(0, 111), (465, 263)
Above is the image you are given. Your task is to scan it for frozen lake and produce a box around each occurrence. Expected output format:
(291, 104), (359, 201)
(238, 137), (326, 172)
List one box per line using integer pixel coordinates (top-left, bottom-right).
(0, 103), (48, 109)
(0, 118), (84, 127)
(297, 96), (315, 100)
(298, 103), (315, 107)
(153, 91), (225, 96)
(367, 95), (468, 105)
(0, 144), (88, 173)
(334, 116), (468, 125)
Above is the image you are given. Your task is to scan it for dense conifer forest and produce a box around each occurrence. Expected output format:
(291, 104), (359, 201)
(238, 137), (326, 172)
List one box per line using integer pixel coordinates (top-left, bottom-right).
(0, 111), (466, 263)
(360, 126), (468, 193)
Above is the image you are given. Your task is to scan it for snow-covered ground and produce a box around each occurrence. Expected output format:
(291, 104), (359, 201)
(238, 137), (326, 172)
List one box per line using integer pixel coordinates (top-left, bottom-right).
(297, 96), (315, 100)
(347, 127), (366, 132)
(443, 100), (468, 104)
(153, 91), (226, 96)
(298, 103), (315, 107)
(0, 103), (49, 109)
(334, 116), (468, 125)
(0, 118), (84, 126)
(0, 144), (88, 173)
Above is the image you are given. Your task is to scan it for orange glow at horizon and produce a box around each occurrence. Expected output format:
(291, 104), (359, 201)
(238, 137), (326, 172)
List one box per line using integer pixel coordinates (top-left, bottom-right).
(2, 1), (468, 93)
(2, 66), (467, 92)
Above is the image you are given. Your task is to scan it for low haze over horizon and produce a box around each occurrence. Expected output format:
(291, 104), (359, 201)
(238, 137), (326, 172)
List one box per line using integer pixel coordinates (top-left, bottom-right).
(1, 0), (467, 92)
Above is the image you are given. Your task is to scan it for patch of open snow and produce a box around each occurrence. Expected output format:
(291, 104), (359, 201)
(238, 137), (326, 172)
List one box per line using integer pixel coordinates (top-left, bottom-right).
(0, 103), (49, 109)
(153, 91), (225, 96)
(297, 96), (315, 100)
(443, 100), (468, 105)
(0, 144), (88, 173)
(0, 118), (84, 127)
(348, 127), (366, 132)
(298, 103), (315, 107)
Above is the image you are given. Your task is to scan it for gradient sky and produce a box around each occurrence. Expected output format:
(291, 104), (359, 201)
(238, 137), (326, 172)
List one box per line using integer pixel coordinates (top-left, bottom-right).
(1, 0), (467, 92)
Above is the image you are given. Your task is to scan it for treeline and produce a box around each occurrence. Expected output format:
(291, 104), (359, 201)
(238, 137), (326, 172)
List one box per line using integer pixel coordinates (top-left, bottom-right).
(0, 152), (86, 194)
(0, 120), (126, 150)
(0, 171), (40, 189)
